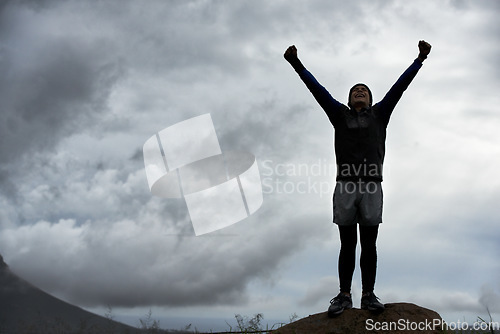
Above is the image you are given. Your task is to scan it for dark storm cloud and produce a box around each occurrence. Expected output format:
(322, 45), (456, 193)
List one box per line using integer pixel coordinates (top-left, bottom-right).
(0, 2), (124, 193)
(85, 0), (372, 81)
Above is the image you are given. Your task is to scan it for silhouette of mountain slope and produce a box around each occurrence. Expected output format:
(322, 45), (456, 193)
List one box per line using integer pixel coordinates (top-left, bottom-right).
(0, 253), (138, 333)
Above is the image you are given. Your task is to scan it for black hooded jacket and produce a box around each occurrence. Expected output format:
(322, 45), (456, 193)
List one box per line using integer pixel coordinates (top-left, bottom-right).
(290, 59), (423, 181)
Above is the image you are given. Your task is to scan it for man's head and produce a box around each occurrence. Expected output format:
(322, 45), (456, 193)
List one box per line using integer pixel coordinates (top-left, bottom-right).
(348, 83), (372, 110)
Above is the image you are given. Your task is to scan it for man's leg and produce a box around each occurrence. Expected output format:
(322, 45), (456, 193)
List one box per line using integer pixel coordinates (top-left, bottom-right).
(328, 224), (356, 317)
(329, 181), (358, 317)
(358, 181), (383, 293)
(333, 180), (359, 293)
(358, 181), (385, 313)
(359, 224), (379, 294)
(359, 224), (384, 312)
(338, 224), (357, 294)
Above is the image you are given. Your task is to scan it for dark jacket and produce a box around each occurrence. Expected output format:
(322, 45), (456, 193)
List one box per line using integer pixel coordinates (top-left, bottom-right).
(291, 59), (423, 181)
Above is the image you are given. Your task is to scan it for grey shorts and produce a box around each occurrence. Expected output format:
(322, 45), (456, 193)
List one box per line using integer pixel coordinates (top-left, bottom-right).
(332, 180), (383, 226)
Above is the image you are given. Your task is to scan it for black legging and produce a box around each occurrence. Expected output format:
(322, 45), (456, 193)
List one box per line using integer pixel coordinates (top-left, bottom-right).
(338, 224), (379, 294)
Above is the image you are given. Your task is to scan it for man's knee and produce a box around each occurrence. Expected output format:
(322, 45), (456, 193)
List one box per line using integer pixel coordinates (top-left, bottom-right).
(359, 225), (379, 246)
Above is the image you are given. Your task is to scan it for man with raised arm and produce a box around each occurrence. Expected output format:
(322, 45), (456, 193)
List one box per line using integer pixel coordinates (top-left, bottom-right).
(284, 40), (431, 316)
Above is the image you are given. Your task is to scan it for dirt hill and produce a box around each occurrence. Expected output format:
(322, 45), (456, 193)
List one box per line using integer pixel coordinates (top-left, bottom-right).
(274, 302), (444, 334)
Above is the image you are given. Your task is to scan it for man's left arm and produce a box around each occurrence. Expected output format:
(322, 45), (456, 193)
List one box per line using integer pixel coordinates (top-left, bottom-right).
(377, 40), (431, 125)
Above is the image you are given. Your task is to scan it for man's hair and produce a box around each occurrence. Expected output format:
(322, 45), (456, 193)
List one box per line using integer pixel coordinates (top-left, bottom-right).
(348, 83), (373, 108)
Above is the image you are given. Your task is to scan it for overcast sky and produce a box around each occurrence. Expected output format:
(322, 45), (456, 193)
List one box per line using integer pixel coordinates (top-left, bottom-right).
(1, 0), (499, 330)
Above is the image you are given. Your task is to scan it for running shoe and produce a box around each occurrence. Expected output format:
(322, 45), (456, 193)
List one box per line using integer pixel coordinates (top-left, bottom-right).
(361, 292), (385, 313)
(328, 292), (352, 317)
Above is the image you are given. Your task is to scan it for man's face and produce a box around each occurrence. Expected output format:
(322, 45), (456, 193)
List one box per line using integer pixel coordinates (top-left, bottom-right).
(350, 85), (370, 109)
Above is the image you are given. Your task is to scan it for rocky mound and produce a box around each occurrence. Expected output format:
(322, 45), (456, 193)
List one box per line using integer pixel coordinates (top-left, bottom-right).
(274, 303), (444, 334)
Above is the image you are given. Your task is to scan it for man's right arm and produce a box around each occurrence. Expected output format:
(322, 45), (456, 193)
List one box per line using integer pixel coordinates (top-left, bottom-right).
(284, 45), (344, 123)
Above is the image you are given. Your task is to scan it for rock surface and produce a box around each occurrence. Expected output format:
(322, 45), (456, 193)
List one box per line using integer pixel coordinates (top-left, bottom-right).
(274, 303), (444, 334)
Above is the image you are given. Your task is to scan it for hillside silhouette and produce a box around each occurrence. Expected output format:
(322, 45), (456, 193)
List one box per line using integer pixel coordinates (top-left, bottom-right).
(0, 253), (139, 333)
